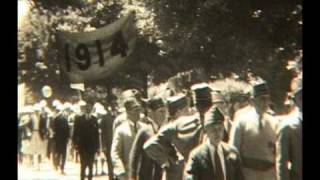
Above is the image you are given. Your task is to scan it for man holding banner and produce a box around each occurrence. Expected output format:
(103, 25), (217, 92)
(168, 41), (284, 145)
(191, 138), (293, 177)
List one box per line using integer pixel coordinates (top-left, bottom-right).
(55, 11), (139, 179)
(52, 105), (70, 174)
(73, 101), (99, 180)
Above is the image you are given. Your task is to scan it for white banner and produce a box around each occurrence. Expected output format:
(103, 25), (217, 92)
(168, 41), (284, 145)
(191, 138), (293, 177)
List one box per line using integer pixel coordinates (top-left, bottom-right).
(57, 12), (137, 83)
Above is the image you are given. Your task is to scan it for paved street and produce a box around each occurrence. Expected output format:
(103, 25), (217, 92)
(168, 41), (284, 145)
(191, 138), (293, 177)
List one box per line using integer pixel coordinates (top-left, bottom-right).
(18, 158), (109, 180)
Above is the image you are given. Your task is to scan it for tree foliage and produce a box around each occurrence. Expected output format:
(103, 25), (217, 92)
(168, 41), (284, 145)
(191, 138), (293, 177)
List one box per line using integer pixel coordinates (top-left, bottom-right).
(18, 0), (302, 113)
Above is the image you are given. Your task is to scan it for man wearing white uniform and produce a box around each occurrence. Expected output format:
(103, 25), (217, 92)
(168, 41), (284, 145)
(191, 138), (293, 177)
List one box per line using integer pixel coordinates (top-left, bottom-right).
(229, 81), (278, 180)
(111, 98), (148, 180)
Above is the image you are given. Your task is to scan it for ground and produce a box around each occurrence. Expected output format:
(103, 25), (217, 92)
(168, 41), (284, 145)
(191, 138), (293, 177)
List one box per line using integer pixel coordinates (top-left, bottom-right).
(18, 157), (110, 180)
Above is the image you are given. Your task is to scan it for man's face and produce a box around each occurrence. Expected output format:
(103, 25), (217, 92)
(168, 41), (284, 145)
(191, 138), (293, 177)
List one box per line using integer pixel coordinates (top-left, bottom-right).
(152, 106), (167, 125)
(127, 106), (141, 122)
(205, 123), (225, 146)
(253, 95), (270, 113)
(80, 105), (90, 114)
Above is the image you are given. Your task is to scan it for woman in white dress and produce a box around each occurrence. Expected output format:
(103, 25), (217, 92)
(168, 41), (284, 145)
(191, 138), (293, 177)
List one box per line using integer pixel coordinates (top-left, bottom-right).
(24, 108), (48, 170)
(19, 113), (33, 166)
(18, 113), (32, 165)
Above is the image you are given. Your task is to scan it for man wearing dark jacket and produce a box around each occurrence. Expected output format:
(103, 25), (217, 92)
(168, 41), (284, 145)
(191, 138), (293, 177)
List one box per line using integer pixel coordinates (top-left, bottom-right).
(47, 106), (58, 161)
(39, 107), (49, 141)
(276, 86), (302, 180)
(73, 101), (99, 180)
(185, 107), (244, 180)
(53, 106), (70, 174)
(93, 103), (115, 180)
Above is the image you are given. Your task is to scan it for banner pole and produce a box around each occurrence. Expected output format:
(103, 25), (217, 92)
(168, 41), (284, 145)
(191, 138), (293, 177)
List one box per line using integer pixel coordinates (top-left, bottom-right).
(78, 90), (83, 100)
(78, 89), (82, 100)
(145, 71), (148, 118)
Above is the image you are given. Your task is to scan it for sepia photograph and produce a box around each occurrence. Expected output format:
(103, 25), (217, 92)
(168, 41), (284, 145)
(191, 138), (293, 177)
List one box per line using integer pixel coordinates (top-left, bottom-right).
(18, 0), (302, 180)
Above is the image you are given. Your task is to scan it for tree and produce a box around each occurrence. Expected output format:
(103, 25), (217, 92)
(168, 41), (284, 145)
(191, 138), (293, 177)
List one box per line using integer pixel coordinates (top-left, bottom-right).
(18, 0), (302, 113)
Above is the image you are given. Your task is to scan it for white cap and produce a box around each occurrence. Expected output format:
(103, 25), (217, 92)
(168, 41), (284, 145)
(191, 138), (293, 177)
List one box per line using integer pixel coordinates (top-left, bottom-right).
(191, 83), (208, 90)
(93, 102), (107, 115)
(93, 102), (103, 109)
(78, 100), (87, 107)
(71, 104), (81, 114)
(52, 99), (62, 107)
(39, 100), (47, 107)
(166, 94), (186, 103)
(64, 102), (72, 110)
(56, 103), (65, 111)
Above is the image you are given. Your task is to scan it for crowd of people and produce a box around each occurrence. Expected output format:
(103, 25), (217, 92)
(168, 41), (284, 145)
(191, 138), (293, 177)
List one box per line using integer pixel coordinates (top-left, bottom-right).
(17, 74), (302, 180)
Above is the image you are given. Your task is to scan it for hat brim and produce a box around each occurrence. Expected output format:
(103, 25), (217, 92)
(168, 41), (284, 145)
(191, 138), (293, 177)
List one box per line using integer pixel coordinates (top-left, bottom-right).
(204, 121), (224, 128)
(212, 100), (224, 103)
(252, 93), (270, 99)
(126, 105), (141, 111)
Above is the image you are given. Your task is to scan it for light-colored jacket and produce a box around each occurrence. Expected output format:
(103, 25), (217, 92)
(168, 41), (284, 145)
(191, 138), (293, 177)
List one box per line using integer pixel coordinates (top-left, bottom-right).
(229, 105), (279, 180)
(112, 113), (127, 133)
(111, 120), (147, 178)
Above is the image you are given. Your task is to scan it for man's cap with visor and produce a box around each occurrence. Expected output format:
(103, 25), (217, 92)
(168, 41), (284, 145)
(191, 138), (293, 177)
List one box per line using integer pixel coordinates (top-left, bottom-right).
(191, 83), (213, 109)
(124, 98), (141, 110)
(252, 81), (269, 98)
(204, 106), (225, 127)
(148, 97), (165, 111)
(166, 94), (187, 116)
